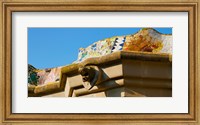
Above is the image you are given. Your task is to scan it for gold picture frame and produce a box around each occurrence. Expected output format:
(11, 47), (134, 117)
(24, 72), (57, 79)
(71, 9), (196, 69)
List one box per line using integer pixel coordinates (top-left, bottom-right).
(0, 0), (199, 124)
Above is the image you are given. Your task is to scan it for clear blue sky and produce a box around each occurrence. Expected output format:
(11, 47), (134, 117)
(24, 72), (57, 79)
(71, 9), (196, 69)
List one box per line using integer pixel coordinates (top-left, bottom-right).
(28, 28), (172, 69)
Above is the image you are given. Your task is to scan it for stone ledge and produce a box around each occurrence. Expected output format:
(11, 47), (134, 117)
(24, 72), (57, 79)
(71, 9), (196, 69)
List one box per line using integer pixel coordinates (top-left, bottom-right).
(28, 51), (172, 97)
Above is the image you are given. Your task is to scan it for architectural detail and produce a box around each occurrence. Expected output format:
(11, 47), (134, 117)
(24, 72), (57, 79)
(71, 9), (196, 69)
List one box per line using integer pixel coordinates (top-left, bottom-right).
(28, 28), (172, 97)
(79, 65), (103, 90)
(75, 28), (172, 63)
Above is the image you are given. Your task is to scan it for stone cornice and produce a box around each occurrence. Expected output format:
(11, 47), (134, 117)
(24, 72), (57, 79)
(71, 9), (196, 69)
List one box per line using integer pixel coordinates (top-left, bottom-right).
(28, 51), (172, 96)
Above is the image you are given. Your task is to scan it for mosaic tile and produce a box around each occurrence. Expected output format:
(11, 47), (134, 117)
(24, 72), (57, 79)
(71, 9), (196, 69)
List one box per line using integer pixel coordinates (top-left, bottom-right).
(28, 28), (172, 86)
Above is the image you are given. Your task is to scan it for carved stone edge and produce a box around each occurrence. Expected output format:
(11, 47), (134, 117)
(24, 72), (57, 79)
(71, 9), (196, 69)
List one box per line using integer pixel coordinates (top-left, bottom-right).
(28, 51), (172, 96)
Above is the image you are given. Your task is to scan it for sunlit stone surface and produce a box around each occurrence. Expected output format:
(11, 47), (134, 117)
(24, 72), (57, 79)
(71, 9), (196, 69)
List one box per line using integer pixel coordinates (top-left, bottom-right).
(28, 28), (172, 97)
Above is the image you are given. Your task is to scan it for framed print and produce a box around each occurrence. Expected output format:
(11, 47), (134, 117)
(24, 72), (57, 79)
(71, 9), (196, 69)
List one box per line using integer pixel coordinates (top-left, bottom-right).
(0, 0), (199, 124)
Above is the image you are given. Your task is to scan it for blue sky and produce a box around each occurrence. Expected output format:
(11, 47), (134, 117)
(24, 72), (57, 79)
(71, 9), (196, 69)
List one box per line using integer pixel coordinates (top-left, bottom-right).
(28, 28), (172, 69)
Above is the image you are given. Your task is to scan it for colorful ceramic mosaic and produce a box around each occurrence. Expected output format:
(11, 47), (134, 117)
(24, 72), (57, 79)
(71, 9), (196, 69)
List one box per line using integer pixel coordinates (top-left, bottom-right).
(75, 28), (172, 63)
(28, 28), (172, 86)
(28, 64), (39, 86)
(28, 65), (61, 86)
(111, 36), (126, 52)
(76, 36), (118, 62)
(123, 28), (172, 53)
